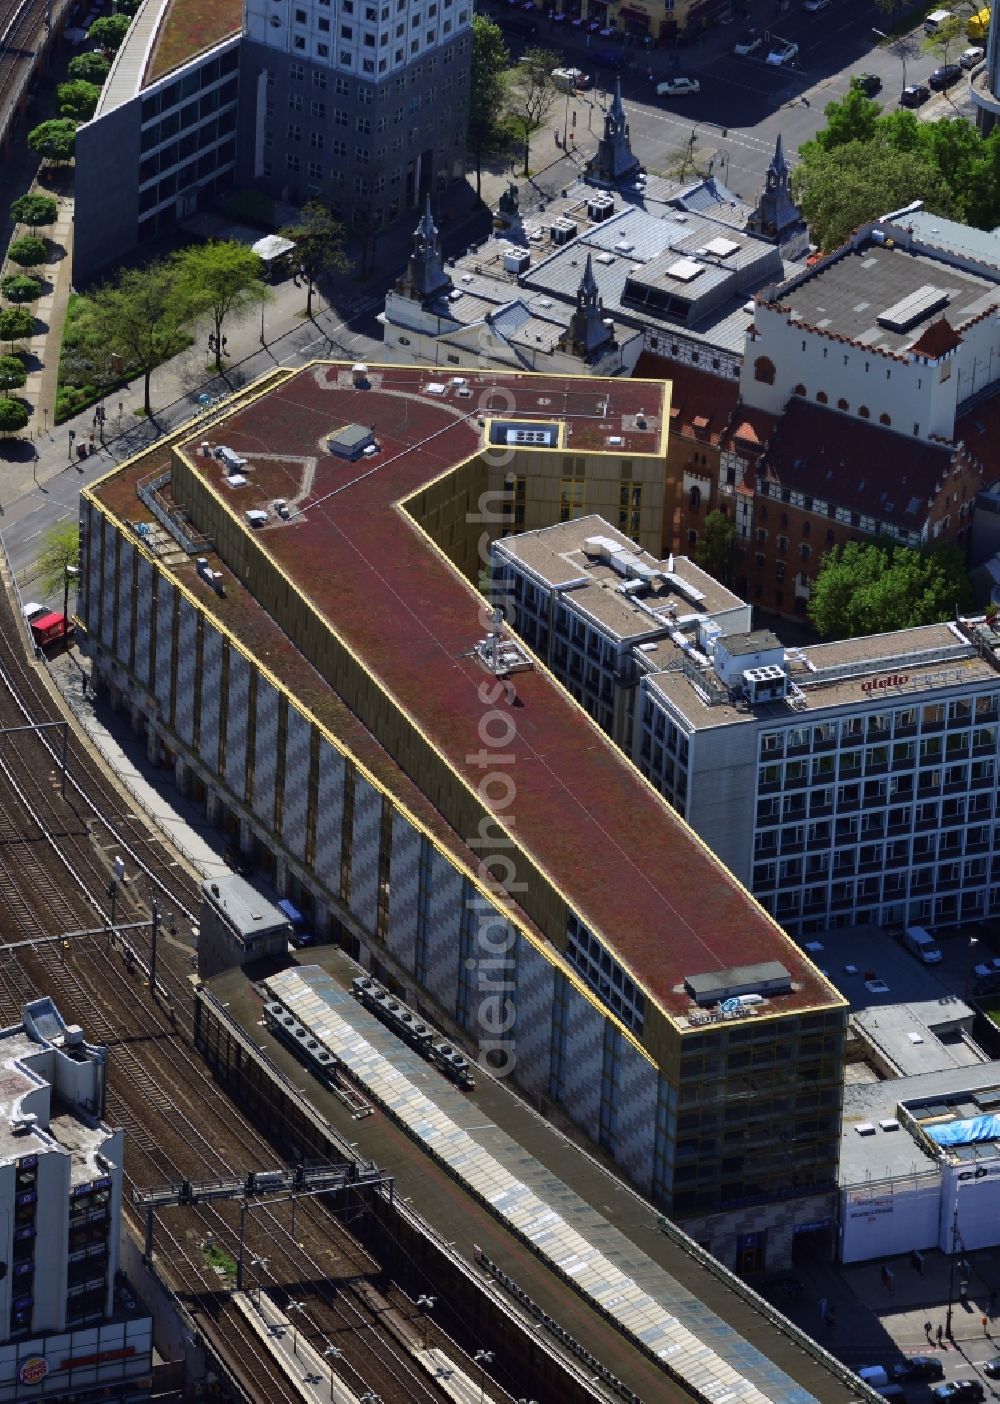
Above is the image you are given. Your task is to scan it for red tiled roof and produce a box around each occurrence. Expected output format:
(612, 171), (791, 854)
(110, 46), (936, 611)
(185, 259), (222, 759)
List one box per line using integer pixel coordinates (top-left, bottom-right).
(634, 354), (739, 447)
(758, 398), (951, 528)
(119, 365), (838, 1022)
(957, 387), (1000, 479)
(909, 317), (963, 359)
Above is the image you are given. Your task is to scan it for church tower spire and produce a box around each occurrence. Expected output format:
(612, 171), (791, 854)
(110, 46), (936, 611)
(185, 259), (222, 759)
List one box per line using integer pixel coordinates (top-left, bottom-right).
(557, 254), (615, 361)
(586, 76), (639, 186)
(397, 195), (452, 302)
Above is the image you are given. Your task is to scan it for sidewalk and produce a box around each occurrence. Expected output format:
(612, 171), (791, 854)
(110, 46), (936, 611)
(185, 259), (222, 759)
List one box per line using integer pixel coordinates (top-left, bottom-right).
(15, 192), (74, 431)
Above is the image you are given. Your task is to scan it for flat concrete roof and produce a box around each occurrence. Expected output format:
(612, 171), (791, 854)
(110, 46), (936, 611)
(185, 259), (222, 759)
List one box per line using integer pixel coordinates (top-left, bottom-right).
(95, 361), (837, 1025)
(775, 242), (999, 355)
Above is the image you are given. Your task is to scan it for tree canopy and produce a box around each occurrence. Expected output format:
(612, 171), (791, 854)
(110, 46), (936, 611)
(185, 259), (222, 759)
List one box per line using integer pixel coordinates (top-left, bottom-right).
(469, 16), (513, 199)
(695, 510), (736, 586)
(89, 262), (190, 417)
(57, 79), (103, 122)
(173, 241), (267, 371)
(9, 194), (57, 229)
(0, 398), (29, 435)
(504, 48), (558, 177)
(0, 275), (42, 303)
(68, 50), (111, 83)
(794, 89), (1000, 248)
(38, 522), (80, 593)
(0, 357), (26, 391)
(27, 119), (78, 164)
(807, 541), (972, 639)
(89, 14), (131, 50)
(279, 202), (349, 318)
(0, 308), (35, 352)
(7, 237), (47, 269)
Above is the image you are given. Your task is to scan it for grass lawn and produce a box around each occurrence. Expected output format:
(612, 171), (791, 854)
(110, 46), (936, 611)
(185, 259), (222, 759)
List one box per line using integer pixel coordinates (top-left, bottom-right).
(146, 0), (241, 82)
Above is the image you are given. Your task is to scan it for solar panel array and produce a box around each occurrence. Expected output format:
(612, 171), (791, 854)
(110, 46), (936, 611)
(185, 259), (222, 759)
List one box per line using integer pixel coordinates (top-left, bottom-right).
(267, 967), (819, 1404)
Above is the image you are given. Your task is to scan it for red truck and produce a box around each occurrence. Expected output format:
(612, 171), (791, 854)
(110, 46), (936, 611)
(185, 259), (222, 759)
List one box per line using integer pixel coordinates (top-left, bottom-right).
(29, 612), (72, 650)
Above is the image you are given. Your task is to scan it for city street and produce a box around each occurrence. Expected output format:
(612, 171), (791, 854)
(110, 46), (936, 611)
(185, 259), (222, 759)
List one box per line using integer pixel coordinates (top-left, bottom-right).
(488, 0), (973, 198)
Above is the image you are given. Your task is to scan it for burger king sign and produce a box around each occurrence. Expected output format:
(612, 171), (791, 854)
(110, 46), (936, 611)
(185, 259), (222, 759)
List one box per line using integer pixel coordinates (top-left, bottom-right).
(17, 1356), (48, 1385)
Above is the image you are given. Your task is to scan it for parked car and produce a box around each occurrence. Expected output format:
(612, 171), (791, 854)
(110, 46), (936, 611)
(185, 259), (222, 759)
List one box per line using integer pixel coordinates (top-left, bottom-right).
(961, 44), (985, 66)
(929, 62), (962, 88)
(899, 83), (931, 105)
(656, 76), (700, 94)
(892, 1358), (945, 1383)
(983, 1359), (1000, 1380)
(766, 40), (798, 64)
(931, 1384), (984, 1404)
(853, 72), (882, 95)
(734, 30), (762, 53)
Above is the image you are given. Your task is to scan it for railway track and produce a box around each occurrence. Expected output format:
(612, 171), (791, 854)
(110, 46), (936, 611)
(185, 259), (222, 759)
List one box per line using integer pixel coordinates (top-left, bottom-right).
(0, 612), (476, 1401)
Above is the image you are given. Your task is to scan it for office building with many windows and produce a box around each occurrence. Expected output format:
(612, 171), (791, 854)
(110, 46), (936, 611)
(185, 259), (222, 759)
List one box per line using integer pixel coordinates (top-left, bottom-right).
(0, 999), (151, 1404)
(495, 515), (1000, 936)
(73, 0), (470, 281)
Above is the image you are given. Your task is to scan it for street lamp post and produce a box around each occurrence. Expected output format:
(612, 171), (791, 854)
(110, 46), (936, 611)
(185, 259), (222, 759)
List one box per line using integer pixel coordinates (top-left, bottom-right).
(416, 1294), (436, 1349)
(288, 1299), (305, 1355)
(62, 564), (78, 629)
(323, 1345), (343, 1401)
(872, 29), (907, 93)
(250, 1254), (269, 1306)
(473, 1349), (494, 1404)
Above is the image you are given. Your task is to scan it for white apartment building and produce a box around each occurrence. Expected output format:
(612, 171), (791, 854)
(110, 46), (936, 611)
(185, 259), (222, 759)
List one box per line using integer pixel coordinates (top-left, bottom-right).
(495, 516), (1000, 935)
(0, 999), (151, 1404)
(741, 211), (1000, 443)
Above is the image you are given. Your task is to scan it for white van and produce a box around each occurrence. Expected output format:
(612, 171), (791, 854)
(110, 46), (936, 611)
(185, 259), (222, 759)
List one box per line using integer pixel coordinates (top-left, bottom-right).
(903, 925), (943, 964)
(924, 9), (954, 32)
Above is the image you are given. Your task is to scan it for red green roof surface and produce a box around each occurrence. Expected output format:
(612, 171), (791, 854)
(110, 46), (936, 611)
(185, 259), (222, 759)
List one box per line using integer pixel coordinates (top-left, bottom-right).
(99, 364), (840, 1023)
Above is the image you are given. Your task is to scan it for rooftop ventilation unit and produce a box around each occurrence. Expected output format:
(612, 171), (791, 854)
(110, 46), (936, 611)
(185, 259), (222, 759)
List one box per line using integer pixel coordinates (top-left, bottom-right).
(476, 606), (535, 678)
(10, 1115), (37, 1137)
(587, 196), (616, 222)
(550, 218), (578, 245)
(743, 664), (788, 704)
(666, 258), (703, 283)
(503, 249), (530, 274)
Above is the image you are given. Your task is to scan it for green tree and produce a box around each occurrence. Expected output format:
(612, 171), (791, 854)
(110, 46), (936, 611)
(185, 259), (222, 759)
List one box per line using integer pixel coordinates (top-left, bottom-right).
(0, 307), (35, 353)
(57, 79), (103, 122)
(0, 275), (42, 303)
(88, 14), (130, 50)
(792, 136), (956, 251)
(504, 48), (558, 177)
(68, 51), (111, 83)
(695, 510), (736, 585)
(0, 357), (25, 391)
(807, 541), (972, 639)
(173, 241), (266, 371)
(7, 237), (47, 269)
(805, 87), (882, 155)
(90, 261), (190, 418)
(9, 193), (57, 229)
(469, 16), (512, 200)
(27, 119), (78, 164)
(0, 398), (29, 436)
(38, 522), (80, 593)
(279, 202), (349, 318)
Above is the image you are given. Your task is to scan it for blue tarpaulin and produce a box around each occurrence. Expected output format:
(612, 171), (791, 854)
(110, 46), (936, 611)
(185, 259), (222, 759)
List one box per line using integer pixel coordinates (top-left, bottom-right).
(277, 899), (303, 928)
(926, 1115), (1000, 1146)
